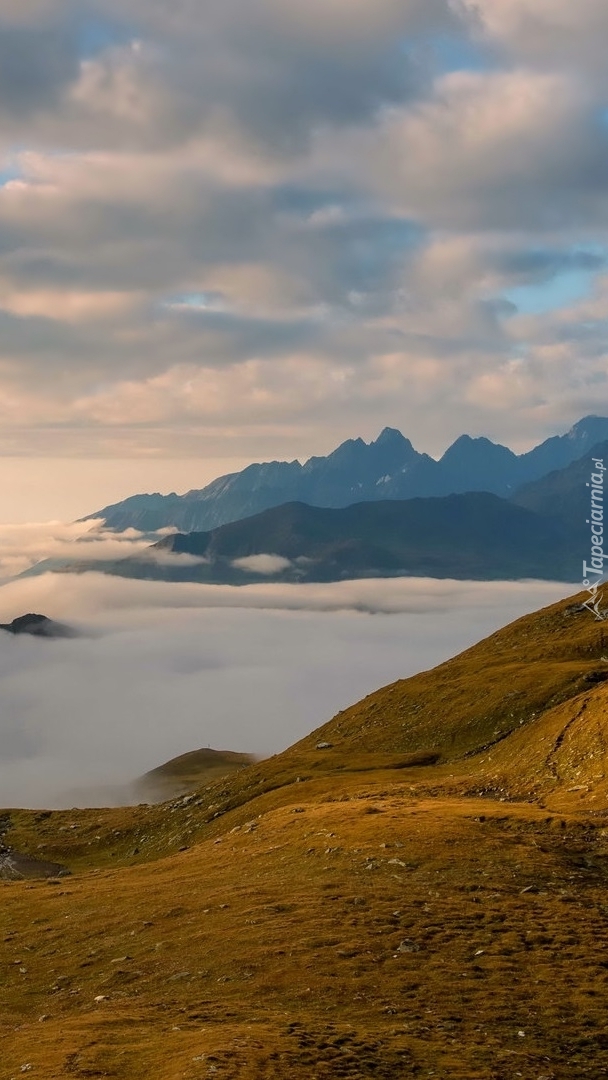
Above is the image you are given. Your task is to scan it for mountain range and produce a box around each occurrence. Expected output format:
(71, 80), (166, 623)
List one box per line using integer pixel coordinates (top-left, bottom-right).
(32, 436), (605, 585)
(113, 491), (571, 583)
(84, 415), (608, 534)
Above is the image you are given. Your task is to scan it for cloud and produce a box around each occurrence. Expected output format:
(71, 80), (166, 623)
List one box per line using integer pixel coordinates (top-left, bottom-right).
(140, 550), (208, 569)
(0, 23), (79, 119)
(0, 0), (606, 485)
(370, 68), (607, 230)
(232, 554), (293, 575)
(0, 573), (571, 809)
(0, 1), (70, 23)
(0, 1), (453, 154)
(458, 0), (608, 78)
(0, 519), (154, 579)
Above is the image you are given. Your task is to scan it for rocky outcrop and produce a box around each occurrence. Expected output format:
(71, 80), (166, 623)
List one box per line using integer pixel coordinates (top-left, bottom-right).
(0, 614), (77, 639)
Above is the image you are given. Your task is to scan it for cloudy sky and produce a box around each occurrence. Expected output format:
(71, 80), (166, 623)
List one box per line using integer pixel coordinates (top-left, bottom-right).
(1, 0), (608, 518)
(0, 573), (571, 807)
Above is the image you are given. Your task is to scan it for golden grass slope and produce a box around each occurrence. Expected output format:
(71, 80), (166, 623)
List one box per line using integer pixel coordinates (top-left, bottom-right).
(136, 748), (257, 802)
(3, 590), (608, 1079)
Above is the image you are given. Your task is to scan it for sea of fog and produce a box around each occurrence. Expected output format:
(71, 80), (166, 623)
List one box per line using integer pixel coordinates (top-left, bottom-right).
(0, 571), (574, 810)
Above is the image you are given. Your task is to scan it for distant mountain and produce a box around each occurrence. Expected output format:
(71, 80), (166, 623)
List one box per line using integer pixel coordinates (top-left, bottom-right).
(67, 493), (576, 584)
(517, 417), (608, 480)
(510, 439), (608, 551)
(84, 416), (608, 534)
(0, 613), (76, 639)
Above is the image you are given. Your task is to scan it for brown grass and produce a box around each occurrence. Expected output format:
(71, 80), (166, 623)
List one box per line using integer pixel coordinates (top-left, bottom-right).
(135, 748), (258, 802)
(3, 590), (608, 1079)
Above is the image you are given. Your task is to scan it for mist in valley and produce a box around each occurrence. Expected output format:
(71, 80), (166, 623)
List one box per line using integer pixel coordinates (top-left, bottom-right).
(0, 570), (571, 810)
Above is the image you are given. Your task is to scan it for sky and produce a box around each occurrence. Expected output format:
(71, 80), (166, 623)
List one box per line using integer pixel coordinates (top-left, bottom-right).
(0, 573), (571, 808)
(0, 0), (607, 519)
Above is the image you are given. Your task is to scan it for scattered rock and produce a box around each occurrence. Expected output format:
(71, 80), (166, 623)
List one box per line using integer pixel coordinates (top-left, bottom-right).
(316, 742), (332, 750)
(397, 940), (420, 954)
(583, 670), (608, 684)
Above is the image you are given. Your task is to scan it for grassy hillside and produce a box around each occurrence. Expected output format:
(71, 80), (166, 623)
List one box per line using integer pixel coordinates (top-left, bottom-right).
(135, 748), (257, 802)
(3, 590), (608, 1079)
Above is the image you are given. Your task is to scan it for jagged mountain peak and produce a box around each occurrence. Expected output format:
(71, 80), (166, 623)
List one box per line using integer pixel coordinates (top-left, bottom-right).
(324, 436), (367, 460)
(82, 416), (608, 535)
(566, 415), (608, 443)
(441, 433), (516, 462)
(373, 426), (411, 447)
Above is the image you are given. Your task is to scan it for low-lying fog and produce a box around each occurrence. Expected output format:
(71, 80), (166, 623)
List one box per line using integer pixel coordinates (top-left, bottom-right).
(0, 570), (574, 810)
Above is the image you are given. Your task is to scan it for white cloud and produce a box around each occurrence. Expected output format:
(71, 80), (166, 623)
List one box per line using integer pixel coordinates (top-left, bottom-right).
(0, 573), (571, 809)
(0, 519), (152, 579)
(140, 550), (209, 568)
(232, 554), (293, 575)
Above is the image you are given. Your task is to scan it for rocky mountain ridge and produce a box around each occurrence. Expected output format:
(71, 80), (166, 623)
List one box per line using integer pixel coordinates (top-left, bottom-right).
(84, 415), (608, 534)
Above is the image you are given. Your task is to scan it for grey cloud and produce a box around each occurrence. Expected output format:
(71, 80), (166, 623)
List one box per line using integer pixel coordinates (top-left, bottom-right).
(118, 0), (456, 148)
(375, 71), (608, 232)
(0, 175), (419, 300)
(0, 172), (426, 385)
(458, 0), (608, 83)
(0, 2), (72, 24)
(0, 24), (79, 117)
(495, 248), (607, 282)
(0, 0), (605, 466)
(0, 0), (457, 153)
